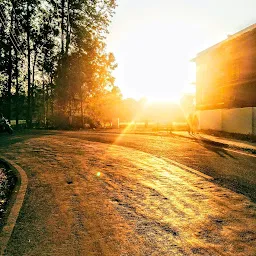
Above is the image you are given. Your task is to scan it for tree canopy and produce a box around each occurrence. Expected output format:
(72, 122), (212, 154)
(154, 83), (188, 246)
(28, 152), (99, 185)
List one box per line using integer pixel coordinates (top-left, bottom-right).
(0, 0), (119, 128)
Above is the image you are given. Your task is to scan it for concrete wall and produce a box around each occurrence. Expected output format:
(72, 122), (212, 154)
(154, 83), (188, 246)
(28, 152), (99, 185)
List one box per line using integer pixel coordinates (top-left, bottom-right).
(222, 108), (252, 134)
(199, 109), (222, 131)
(199, 107), (256, 135)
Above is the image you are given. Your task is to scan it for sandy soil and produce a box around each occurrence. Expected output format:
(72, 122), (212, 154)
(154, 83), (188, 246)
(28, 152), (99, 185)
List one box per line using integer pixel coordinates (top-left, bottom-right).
(1, 132), (256, 255)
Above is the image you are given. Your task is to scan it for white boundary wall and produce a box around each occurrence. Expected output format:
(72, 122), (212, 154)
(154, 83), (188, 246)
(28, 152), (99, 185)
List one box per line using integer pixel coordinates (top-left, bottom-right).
(198, 107), (256, 135)
(199, 109), (222, 131)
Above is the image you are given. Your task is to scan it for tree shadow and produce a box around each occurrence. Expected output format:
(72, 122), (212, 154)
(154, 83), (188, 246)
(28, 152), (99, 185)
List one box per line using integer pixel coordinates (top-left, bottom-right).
(193, 135), (236, 159)
(0, 130), (59, 149)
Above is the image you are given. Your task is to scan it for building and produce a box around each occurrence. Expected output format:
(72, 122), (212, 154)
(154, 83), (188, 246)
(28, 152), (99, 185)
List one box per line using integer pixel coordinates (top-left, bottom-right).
(192, 23), (256, 135)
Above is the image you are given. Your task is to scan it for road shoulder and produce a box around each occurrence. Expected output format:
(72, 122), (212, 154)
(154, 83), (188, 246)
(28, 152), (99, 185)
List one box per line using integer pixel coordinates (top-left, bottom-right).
(0, 157), (28, 256)
(173, 131), (256, 154)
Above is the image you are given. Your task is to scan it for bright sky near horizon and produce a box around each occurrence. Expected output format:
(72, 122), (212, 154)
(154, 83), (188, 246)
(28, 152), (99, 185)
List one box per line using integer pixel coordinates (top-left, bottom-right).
(106, 0), (256, 103)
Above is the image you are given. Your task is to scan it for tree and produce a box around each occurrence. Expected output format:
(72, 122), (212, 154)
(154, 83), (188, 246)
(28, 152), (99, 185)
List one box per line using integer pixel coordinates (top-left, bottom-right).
(0, 0), (118, 128)
(54, 0), (118, 127)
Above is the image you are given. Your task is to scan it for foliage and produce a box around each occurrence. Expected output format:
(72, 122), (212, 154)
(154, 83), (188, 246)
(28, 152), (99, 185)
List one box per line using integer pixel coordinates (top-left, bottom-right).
(0, 0), (118, 128)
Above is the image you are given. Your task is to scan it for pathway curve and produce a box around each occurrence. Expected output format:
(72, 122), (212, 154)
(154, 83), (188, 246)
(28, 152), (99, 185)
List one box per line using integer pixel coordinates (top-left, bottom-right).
(1, 134), (255, 255)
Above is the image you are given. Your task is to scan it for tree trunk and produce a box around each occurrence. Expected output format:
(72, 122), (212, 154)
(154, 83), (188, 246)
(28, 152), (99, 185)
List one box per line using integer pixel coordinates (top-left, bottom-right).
(15, 49), (19, 126)
(50, 76), (54, 117)
(80, 85), (84, 128)
(7, 44), (12, 123)
(32, 48), (37, 119)
(13, 0), (19, 126)
(7, 7), (14, 122)
(46, 83), (49, 128)
(26, 1), (31, 127)
(42, 78), (46, 126)
(61, 0), (65, 56)
(65, 0), (70, 55)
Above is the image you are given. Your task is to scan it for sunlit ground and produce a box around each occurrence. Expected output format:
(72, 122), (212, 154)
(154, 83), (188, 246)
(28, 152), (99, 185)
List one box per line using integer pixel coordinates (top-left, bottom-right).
(2, 131), (256, 255)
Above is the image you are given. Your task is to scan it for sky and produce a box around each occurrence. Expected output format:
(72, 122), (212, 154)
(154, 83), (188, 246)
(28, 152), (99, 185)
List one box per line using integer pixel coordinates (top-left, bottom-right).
(106, 0), (256, 103)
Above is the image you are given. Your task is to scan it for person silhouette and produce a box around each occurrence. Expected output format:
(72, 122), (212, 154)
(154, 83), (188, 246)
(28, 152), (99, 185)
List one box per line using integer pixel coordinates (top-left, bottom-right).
(192, 114), (199, 134)
(187, 113), (194, 135)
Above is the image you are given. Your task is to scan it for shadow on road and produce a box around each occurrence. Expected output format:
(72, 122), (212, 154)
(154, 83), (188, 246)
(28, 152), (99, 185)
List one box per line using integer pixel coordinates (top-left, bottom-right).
(189, 134), (236, 159)
(200, 142), (235, 159)
(0, 130), (59, 149)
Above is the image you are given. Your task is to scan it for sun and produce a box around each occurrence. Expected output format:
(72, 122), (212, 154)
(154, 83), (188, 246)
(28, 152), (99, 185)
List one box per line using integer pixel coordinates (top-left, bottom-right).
(112, 63), (187, 104)
(145, 89), (182, 104)
(109, 38), (195, 104)
(107, 5), (197, 104)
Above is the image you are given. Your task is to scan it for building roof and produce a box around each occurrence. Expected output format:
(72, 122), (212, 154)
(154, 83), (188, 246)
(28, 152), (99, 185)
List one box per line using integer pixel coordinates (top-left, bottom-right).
(191, 23), (256, 61)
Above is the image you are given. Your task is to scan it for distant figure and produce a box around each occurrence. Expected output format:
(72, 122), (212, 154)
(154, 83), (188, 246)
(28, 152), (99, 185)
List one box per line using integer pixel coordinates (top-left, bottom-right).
(169, 122), (174, 134)
(187, 113), (194, 135)
(192, 114), (199, 134)
(144, 120), (148, 128)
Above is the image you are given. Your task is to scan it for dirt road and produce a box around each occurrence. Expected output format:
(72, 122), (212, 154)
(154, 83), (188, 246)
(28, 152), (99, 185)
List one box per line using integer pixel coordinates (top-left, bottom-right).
(0, 131), (256, 255)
